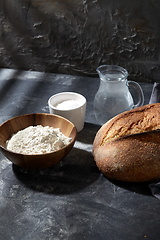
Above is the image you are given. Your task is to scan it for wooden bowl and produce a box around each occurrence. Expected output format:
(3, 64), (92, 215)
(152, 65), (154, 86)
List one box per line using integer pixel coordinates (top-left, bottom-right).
(0, 113), (77, 169)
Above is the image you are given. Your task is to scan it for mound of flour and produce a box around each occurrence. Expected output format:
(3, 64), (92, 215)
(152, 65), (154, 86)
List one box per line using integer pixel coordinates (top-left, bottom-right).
(6, 125), (72, 154)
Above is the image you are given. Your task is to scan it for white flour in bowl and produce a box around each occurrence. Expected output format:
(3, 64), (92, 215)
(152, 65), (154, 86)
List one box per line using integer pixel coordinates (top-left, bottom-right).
(6, 125), (72, 154)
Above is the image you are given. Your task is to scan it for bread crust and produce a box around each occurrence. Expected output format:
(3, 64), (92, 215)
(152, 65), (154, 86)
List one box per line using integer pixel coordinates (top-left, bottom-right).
(93, 103), (160, 182)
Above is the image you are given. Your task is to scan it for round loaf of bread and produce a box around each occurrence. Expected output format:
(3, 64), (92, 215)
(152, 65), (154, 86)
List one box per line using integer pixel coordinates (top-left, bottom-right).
(93, 103), (160, 182)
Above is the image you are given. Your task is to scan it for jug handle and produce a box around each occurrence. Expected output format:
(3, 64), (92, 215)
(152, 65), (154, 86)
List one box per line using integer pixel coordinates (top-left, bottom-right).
(127, 81), (144, 108)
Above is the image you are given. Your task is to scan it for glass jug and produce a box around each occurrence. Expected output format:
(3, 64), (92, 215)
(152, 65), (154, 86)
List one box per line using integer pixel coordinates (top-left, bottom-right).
(94, 65), (144, 125)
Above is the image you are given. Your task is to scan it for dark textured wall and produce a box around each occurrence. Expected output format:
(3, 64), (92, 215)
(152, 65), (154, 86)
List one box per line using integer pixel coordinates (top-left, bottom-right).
(0, 0), (160, 82)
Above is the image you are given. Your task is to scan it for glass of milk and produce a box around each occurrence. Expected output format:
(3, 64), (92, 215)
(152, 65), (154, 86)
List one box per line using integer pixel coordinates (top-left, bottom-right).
(48, 92), (87, 132)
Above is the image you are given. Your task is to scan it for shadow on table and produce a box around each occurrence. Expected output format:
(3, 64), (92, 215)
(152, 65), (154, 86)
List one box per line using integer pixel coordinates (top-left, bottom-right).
(106, 177), (152, 196)
(12, 122), (101, 195)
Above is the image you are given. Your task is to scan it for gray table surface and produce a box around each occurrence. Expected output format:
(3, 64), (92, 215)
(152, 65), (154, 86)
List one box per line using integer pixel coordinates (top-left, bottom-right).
(0, 68), (158, 240)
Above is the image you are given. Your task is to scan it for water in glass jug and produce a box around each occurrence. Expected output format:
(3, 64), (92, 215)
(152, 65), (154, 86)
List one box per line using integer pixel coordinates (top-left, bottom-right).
(94, 65), (144, 125)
